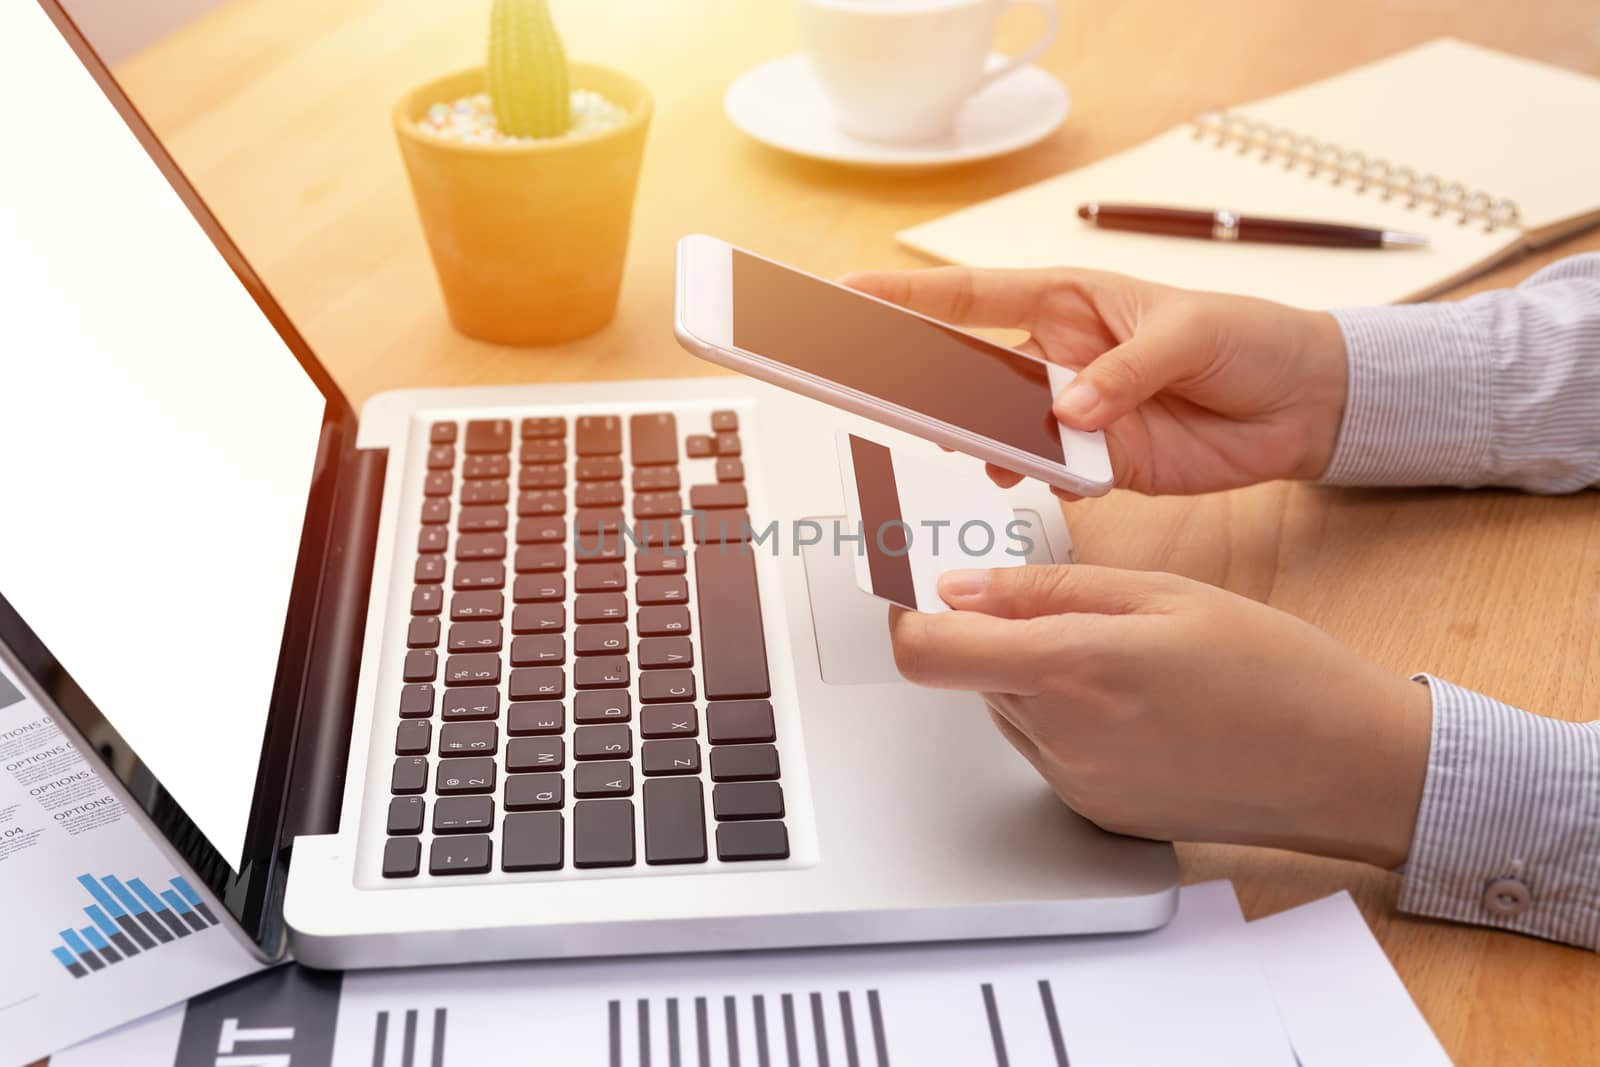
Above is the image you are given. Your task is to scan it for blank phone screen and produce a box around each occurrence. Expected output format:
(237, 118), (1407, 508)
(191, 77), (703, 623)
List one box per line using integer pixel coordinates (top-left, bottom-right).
(731, 251), (1065, 463)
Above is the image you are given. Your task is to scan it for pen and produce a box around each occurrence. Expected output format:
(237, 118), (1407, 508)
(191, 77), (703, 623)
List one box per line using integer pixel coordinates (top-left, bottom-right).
(1076, 202), (1429, 249)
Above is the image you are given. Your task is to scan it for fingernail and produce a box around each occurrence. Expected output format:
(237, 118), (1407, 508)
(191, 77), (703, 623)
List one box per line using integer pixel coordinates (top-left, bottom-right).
(938, 569), (989, 601)
(1055, 381), (1101, 423)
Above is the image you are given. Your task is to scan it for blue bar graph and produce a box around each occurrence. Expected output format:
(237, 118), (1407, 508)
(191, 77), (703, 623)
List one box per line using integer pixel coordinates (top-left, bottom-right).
(50, 871), (218, 978)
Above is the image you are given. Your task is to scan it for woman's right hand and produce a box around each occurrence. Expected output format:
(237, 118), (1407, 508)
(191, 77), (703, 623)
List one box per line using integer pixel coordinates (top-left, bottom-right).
(843, 266), (1351, 497)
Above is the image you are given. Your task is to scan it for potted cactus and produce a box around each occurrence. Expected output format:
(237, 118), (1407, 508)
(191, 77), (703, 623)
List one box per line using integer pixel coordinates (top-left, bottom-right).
(394, 0), (652, 346)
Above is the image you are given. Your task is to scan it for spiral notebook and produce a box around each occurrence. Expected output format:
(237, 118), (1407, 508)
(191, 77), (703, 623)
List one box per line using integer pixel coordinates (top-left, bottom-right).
(898, 39), (1600, 308)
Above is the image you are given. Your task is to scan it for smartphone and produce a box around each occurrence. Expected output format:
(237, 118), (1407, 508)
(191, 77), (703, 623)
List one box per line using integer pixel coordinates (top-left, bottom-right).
(673, 234), (1113, 496)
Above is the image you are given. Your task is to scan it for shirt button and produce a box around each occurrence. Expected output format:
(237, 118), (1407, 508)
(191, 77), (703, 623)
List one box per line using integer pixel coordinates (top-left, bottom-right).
(1482, 878), (1532, 916)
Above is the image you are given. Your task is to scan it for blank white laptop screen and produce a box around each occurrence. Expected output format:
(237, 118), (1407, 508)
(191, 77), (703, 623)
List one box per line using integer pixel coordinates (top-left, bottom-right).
(0, 2), (326, 869)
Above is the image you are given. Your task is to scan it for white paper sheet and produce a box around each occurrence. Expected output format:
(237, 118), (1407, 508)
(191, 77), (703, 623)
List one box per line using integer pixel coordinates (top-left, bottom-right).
(1250, 891), (1452, 1067)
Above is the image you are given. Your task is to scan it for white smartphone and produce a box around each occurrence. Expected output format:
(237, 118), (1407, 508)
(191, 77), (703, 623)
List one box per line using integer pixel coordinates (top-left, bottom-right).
(673, 234), (1114, 496)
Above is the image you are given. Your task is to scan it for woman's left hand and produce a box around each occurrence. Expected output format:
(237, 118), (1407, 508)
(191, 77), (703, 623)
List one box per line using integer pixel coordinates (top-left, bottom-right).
(888, 564), (1433, 866)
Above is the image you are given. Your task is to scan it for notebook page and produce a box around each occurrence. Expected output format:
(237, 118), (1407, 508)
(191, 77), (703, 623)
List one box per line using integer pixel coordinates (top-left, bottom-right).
(1235, 38), (1600, 238)
(897, 126), (1517, 308)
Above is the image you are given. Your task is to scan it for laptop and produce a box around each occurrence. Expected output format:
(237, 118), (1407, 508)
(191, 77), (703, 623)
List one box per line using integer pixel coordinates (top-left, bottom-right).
(0, 0), (1178, 969)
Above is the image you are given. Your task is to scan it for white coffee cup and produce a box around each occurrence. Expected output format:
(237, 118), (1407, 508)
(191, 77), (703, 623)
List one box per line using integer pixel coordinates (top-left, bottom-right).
(797, 0), (1060, 144)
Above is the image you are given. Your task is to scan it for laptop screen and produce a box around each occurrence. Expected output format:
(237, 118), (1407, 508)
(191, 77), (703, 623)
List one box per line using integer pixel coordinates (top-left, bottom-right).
(0, 2), (327, 871)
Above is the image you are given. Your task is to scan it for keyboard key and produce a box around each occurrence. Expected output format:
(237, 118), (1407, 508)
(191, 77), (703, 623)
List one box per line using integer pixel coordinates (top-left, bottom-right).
(633, 492), (683, 519)
(576, 507), (624, 534)
(690, 484), (747, 510)
(507, 736), (565, 772)
(459, 505), (508, 532)
(629, 413), (678, 466)
(694, 546), (771, 700)
(521, 440), (566, 465)
(418, 526), (448, 553)
(421, 497), (450, 525)
(575, 456), (623, 481)
(448, 621), (502, 652)
(636, 549), (688, 576)
(465, 418), (512, 454)
(641, 738), (700, 776)
(382, 837), (421, 878)
(502, 811), (564, 871)
(399, 684), (435, 718)
(637, 518), (685, 547)
(713, 782), (785, 821)
(442, 689), (499, 722)
(707, 700), (776, 744)
(415, 555), (446, 583)
(451, 590), (503, 620)
(391, 756), (428, 795)
(427, 444), (455, 470)
(452, 562), (505, 591)
(504, 772), (564, 811)
(641, 703), (697, 738)
(403, 649), (438, 682)
(509, 667), (565, 701)
(575, 415), (622, 456)
(508, 701), (565, 736)
(520, 464), (567, 490)
(575, 482), (623, 508)
(574, 530), (626, 563)
(462, 479), (509, 505)
(716, 821), (789, 861)
(686, 434), (715, 458)
(693, 510), (752, 545)
(456, 533), (506, 561)
(574, 691), (631, 724)
(388, 796), (425, 834)
(511, 604), (565, 634)
(574, 799), (635, 868)
(638, 606), (691, 636)
(575, 624), (629, 656)
(439, 721), (498, 757)
(640, 670), (695, 704)
(716, 432), (742, 456)
(424, 471), (453, 496)
(716, 457), (745, 483)
(444, 653), (500, 686)
(644, 778), (707, 865)
(515, 516), (566, 544)
(633, 467), (679, 492)
(575, 656), (630, 689)
(518, 490), (566, 516)
(511, 634), (565, 666)
(515, 544), (566, 573)
(574, 724), (631, 760)
(575, 563), (627, 592)
(637, 576), (689, 606)
(521, 416), (566, 440)
(430, 835), (492, 875)
(395, 720), (432, 755)
(710, 744), (781, 782)
(412, 585), (445, 615)
(430, 421), (458, 445)
(514, 574), (566, 603)
(463, 454), (510, 479)
(576, 594), (628, 623)
(433, 795), (494, 834)
(576, 760), (634, 798)
(711, 410), (738, 432)
(407, 617), (440, 648)
(436, 757), (496, 795)
(638, 637), (693, 669)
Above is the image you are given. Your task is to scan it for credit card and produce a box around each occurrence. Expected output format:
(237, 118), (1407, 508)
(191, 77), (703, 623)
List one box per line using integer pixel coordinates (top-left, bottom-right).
(835, 430), (1029, 612)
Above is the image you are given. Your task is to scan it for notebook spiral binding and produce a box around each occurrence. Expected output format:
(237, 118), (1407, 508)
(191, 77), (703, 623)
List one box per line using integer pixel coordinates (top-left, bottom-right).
(1191, 109), (1521, 233)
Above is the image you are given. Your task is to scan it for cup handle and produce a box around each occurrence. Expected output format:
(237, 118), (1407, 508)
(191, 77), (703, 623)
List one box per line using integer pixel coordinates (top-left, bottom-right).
(975, 0), (1060, 92)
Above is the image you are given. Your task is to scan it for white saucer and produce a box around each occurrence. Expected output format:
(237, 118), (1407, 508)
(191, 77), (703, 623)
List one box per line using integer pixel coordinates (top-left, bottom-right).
(724, 52), (1070, 169)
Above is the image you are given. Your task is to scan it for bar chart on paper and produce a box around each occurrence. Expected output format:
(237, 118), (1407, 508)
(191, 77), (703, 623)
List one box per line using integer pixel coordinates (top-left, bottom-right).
(49, 872), (220, 978)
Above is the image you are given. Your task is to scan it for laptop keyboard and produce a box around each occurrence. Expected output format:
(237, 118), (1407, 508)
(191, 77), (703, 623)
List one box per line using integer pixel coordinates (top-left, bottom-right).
(381, 411), (791, 880)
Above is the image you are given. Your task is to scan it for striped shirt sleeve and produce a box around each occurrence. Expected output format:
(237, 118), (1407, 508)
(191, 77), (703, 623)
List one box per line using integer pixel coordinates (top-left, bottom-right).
(1318, 253), (1600, 949)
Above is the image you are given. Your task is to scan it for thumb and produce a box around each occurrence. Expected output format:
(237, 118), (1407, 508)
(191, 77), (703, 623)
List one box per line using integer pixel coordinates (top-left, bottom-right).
(937, 564), (1173, 619)
(1052, 317), (1198, 431)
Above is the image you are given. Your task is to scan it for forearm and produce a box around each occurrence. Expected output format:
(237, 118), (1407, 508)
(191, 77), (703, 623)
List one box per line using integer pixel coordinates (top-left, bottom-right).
(1319, 253), (1600, 492)
(1399, 676), (1600, 950)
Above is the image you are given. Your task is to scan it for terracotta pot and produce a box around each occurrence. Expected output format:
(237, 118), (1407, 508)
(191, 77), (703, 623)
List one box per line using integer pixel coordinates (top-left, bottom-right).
(394, 64), (652, 346)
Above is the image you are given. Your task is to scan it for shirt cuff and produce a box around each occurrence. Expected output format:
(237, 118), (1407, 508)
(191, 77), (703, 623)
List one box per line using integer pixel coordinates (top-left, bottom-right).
(1398, 676), (1600, 950)
(1319, 303), (1494, 486)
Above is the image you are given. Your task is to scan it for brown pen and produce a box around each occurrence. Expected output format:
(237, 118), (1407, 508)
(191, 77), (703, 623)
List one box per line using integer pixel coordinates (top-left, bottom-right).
(1077, 202), (1429, 249)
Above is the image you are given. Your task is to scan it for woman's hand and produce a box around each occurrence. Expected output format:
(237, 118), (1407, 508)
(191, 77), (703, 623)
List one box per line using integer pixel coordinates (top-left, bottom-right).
(844, 267), (1350, 497)
(888, 564), (1433, 866)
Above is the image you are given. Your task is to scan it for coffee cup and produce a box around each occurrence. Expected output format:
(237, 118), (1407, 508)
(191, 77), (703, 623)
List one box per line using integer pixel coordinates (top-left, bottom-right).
(797, 0), (1059, 144)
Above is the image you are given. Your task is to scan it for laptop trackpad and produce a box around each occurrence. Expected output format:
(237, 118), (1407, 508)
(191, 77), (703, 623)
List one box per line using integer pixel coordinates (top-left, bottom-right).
(800, 509), (1055, 685)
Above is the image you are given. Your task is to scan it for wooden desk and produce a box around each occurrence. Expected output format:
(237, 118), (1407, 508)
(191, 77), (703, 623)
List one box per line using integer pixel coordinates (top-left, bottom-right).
(106, 0), (1598, 1061)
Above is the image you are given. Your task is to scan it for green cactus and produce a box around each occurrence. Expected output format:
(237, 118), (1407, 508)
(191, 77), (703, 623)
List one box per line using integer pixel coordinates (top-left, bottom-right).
(487, 0), (572, 139)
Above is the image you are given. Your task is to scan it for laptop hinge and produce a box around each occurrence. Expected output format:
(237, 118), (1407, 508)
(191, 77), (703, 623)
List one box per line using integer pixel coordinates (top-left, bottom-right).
(282, 445), (387, 843)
